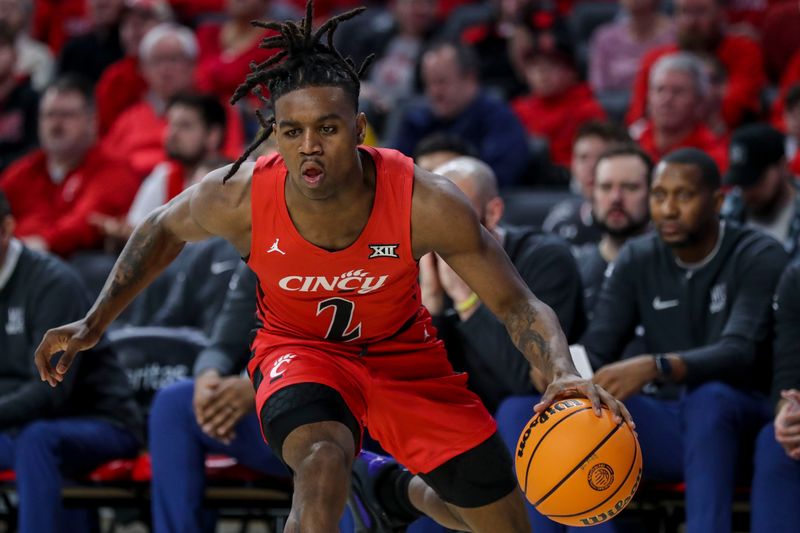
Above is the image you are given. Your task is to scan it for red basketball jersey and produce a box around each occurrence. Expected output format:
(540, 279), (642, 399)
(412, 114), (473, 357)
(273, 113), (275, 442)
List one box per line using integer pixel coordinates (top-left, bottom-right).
(247, 146), (423, 344)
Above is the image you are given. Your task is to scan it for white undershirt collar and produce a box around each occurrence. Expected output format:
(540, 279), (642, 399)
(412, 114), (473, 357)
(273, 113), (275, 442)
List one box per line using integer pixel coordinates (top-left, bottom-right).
(0, 238), (23, 290)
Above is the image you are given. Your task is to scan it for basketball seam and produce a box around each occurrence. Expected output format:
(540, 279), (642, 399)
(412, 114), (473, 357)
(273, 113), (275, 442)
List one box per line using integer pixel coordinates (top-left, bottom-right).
(547, 429), (640, 518)
(523, 406), (594, 493)
(532, 422), (623, 508)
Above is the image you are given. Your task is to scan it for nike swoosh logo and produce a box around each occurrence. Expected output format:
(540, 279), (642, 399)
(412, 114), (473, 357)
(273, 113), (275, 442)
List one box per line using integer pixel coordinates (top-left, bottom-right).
(210, 260), (237, 275)
(652, 297), (679, 310)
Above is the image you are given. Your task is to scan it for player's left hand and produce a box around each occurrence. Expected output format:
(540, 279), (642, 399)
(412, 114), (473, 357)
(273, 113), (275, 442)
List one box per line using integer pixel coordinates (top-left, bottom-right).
(198, 377), (255, 443)
(592, 356), (657, 401)
(535, 373), (635, 429)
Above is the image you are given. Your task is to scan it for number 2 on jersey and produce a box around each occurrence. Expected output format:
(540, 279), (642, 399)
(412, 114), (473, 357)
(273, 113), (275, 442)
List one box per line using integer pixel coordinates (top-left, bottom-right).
(317, 297), (362, 342)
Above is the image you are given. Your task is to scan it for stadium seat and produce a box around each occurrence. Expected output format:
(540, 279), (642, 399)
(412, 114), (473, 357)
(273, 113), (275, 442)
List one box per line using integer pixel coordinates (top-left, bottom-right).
(501, 188), (576, 228)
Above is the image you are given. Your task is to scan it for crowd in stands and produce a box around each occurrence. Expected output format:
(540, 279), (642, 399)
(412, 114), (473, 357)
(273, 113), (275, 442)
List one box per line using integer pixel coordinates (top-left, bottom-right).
(3, 0), (800, 531)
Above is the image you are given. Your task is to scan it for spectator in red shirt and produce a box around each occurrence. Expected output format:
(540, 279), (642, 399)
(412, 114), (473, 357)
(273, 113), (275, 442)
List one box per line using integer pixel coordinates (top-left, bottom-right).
(0, 75), (138, 257)
(31, 0), (90, 53)
(633, 52), (728, 171)
(626, 0), (765, 130)
(761, 0), (800, 83)
(102, 23), (244, 178)
(511, 20), (606, 169)
(95, 0), (172, 135)
(195, 0), (277, 102)
(92, 93), (226, 246)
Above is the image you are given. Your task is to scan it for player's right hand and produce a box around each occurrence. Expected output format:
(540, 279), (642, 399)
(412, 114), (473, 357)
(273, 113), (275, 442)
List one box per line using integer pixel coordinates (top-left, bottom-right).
(34, 320), (100, 387)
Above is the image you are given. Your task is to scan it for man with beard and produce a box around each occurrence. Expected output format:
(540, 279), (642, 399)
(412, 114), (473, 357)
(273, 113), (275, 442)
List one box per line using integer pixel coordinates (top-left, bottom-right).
(722, 123), (800, 258)
(497, 148), (788, 533)
(573, 145), (652, 317)
(0, 75), (138, 257)
(92, 93), (226, 247)
(626, 0), (765, 131)
(543, 121), (630, 246)
(581, 148), (787, 533)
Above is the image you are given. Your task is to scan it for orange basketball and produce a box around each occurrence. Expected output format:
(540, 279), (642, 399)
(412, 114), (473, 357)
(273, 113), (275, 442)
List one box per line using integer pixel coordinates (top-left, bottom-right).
(514, 397), (642, 527)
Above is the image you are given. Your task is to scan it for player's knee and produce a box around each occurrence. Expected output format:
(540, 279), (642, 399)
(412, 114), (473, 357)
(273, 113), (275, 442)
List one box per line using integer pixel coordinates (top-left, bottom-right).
(303, 440), (353, 471)
(297, 440), (353, 476)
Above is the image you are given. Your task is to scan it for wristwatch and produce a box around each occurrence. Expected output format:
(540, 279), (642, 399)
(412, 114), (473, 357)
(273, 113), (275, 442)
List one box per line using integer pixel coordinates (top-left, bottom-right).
(654, 354), (672, 380)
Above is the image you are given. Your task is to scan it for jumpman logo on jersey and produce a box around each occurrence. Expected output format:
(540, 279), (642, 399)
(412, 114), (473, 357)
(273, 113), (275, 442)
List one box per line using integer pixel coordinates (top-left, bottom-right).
(267, 238), (286, 255)
(423, 325), (431, 341)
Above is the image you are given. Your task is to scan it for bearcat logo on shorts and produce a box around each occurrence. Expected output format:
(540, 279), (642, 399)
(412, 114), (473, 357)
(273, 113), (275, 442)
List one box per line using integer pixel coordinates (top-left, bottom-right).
(517, 399), (583, 457)
(588, 463), (614, 491)
(278, 269), (389, 294)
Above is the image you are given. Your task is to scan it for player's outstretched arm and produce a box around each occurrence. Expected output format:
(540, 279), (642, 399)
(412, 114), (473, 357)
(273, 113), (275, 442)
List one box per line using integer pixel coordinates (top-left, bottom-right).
(34, 164), (254, 386)
(411, 169), (633, 426)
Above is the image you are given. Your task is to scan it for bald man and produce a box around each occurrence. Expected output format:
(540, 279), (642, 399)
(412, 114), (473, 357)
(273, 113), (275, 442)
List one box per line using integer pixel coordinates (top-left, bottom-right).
(420, 156), (586, 413)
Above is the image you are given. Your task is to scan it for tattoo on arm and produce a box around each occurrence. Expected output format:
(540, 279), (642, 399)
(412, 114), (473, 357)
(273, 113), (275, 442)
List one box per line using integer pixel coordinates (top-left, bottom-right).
(90, 218), (185, 330)
(504, 299), (575, 380)
(506, 300), (551, 363)
(108, 220), (162, 299)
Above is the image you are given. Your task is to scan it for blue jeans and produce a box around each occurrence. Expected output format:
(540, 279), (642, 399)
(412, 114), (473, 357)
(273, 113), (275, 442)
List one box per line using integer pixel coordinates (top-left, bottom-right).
(148, 379), (288, 533)
(495, 382), (770, 533)
(751, 422), (800, 533)
(0, 418), (140, 533)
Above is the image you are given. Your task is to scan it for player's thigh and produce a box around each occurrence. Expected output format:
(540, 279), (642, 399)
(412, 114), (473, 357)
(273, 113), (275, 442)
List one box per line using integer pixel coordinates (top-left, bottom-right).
(251, 346), (368, 467)
(364, 344), (497, 474)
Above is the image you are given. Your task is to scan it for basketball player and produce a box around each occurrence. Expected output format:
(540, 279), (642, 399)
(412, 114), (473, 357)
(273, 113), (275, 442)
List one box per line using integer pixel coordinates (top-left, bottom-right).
(34, 3), (631, 532)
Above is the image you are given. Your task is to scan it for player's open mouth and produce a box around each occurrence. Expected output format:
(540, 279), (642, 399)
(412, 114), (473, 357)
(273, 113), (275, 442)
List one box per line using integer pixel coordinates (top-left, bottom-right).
(302, 166), (324, 186)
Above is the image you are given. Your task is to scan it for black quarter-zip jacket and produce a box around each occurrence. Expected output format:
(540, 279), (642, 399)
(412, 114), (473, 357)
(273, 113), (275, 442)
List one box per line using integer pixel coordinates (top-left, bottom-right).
(582, 223), (789, 392)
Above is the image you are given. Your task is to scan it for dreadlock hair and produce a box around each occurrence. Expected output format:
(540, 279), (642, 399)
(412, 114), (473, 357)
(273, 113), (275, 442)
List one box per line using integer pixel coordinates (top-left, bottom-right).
(222, 0), (373, 183)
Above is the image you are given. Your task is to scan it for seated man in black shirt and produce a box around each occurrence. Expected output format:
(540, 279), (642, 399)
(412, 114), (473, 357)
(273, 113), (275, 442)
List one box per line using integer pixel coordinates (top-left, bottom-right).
(0, 191), (142, 533)
(751, 259), (800, 533)
(586, 149), (787, 533)
(497, 148), (788, 533)
(420, 156), (585, 415)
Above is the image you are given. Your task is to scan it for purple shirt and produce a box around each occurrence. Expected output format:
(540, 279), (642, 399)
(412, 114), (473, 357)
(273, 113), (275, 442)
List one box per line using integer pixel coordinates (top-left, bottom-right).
(589, 18), (675, 92)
